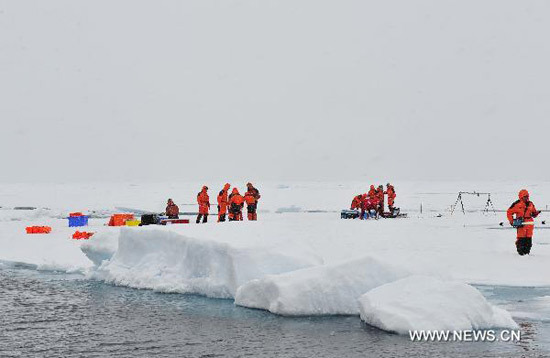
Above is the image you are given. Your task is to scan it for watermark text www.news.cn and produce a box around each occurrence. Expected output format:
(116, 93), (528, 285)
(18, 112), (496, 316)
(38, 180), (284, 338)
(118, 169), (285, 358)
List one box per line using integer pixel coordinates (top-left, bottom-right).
(409, 330), (521, 342)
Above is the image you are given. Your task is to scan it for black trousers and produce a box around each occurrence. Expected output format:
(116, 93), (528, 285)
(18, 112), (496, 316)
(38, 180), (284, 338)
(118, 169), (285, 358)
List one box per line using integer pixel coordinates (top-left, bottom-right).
(516, 237), (532, 256)
(196, 214), (208, 223)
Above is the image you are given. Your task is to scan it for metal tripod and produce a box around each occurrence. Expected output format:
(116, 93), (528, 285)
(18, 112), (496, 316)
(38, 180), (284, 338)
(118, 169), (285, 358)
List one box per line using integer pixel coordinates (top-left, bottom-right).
(450, 191), (496, 215)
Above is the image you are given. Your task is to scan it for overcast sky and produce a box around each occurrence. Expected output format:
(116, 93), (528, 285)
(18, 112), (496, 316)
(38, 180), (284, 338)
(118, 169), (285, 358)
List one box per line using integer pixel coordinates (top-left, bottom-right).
(1, 1), (549, 183)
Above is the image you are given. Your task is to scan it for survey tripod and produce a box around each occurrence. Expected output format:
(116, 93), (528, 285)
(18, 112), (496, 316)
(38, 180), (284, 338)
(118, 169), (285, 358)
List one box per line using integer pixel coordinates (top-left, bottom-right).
(450, 191), (496, 215)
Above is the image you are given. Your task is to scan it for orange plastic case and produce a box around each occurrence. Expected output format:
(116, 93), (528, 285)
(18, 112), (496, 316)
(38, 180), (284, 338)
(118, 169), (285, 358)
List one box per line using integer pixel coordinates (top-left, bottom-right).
(26, 226), (52, 234)
(108, 213), (135, 226)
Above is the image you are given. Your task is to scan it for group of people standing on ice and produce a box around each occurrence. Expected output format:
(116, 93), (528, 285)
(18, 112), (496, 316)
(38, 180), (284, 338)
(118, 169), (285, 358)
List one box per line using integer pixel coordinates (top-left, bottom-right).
(165, 183), (261, 224)
(350, 183), (396, 219)
(210, 182), (261, 223)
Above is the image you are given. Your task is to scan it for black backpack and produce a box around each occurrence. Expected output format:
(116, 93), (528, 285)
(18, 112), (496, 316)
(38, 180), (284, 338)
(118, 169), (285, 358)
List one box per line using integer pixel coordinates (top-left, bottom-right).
(140, 214), (159, 226)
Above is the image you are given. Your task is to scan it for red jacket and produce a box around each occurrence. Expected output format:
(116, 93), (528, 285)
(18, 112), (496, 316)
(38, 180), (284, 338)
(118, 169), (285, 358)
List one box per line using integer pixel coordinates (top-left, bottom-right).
(362, 197), (376, 210)
(368, 187), (377, 199)
(217, 184), (230, 207)
(386, 186), (396, 200)
(197, 188), (210, 214)
(507, 200), (539, 224)
(244, 191), (257, 205)
(166, 203), (179, 218)
(229, 194), (244, 206)
(351, 195), (363, 210)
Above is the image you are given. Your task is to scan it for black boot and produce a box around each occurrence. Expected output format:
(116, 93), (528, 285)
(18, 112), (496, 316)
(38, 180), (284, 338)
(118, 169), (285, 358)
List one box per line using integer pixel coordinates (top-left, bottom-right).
(516, 238), (527, 255)
(203, 214), (208, 223)
(196, 214), (202, 224)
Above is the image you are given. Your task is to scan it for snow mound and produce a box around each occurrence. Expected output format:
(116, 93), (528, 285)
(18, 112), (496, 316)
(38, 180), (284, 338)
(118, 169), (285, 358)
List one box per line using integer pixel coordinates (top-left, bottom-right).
(94, 227), (322, 298)
(80, 229), (120, 266)
(359, 275), (518, 334)
(235, 256), (408, 315)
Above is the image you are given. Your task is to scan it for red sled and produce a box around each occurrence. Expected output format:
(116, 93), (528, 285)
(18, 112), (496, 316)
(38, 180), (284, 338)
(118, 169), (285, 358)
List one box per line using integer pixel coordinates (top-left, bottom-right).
(160, 219), (190, 225)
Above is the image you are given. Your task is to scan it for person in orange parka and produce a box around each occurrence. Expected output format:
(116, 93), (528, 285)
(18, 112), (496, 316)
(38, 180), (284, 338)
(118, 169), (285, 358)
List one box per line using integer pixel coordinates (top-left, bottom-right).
(217, 183), (231, 222)
(196, 186), (210, 224)
(244, 183), (261, 221)
(228, 188), (245, 221)
(507, 189), (541, 256)
(165, 198), (180, 219)
(376, 185), (385, 214)
(365, 194), (379, 219)
(351, 194), (363, 210)
(368, 185), (377, 200)
(385, 183), (396, 212)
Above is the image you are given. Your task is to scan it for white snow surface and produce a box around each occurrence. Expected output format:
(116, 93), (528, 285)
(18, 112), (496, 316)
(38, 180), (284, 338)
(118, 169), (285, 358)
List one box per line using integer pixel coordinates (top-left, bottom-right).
(93, 226), (323, 298)
(235, 256), (408, 315)
(359, 275), (518, 334)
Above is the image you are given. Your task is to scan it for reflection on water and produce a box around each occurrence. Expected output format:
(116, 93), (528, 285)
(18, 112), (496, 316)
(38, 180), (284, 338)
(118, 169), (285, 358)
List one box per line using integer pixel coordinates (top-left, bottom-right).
(0, 268), (548, 358)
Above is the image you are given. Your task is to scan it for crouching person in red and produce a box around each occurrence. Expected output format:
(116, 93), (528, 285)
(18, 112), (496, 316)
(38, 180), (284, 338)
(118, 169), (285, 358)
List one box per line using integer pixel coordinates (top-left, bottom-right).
(196, 186), (210, 223)
(351, 194), (363, 211)
(166, 198), (179, 219)
(362, 195), (378, 219)
(507, 189), (541, 256)
(228, 188), (244, 221)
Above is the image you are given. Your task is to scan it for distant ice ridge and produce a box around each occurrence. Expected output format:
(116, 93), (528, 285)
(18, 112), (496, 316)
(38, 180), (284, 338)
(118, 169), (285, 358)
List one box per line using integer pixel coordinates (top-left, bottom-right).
(0, 208), (63, 222)
(92, 227), (323, 298)
(235, 257), (409, 316)
(358, 276), (518, 334)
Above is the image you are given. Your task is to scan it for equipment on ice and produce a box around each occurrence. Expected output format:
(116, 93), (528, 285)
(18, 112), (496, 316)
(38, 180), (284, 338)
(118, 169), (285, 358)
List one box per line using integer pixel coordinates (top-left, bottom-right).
(67, 213), (89, 227)
(140, 214), (160, 226)
(341, 210), (360, 219)
(512, 218), (524, 228)
(26, 226), (52, 234)
(450, 191), (496, 215)
(108, 213), (135, 226)
(380, 207), (406, 219)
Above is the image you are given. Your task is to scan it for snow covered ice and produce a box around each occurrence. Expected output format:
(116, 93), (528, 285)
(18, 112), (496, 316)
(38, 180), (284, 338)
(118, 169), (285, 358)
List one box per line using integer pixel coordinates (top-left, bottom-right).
(358, 275), (518, 334)
(235, 256), (408, 315)
(93, 226), (323, 298)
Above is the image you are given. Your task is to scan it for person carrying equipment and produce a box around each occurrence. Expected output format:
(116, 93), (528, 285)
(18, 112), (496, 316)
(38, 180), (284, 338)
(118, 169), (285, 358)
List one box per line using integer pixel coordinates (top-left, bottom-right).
(507, 189), (541, 256)
(385, 183), (396, 212)
(217, 183), (231, 222)
(244, 182), (261, 221)
(228, 188), (245, 221)
(165, 198), (179, 219)
(196, 186), (210, 223)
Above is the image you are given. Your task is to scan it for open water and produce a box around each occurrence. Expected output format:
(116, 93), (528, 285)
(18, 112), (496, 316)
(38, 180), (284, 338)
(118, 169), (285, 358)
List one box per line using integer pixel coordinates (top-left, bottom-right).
(1, 266), (549, 358)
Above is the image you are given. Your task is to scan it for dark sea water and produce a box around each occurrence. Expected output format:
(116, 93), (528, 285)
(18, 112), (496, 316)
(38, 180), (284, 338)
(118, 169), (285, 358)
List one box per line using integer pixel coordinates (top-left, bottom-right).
(1, 267), (549, 358)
